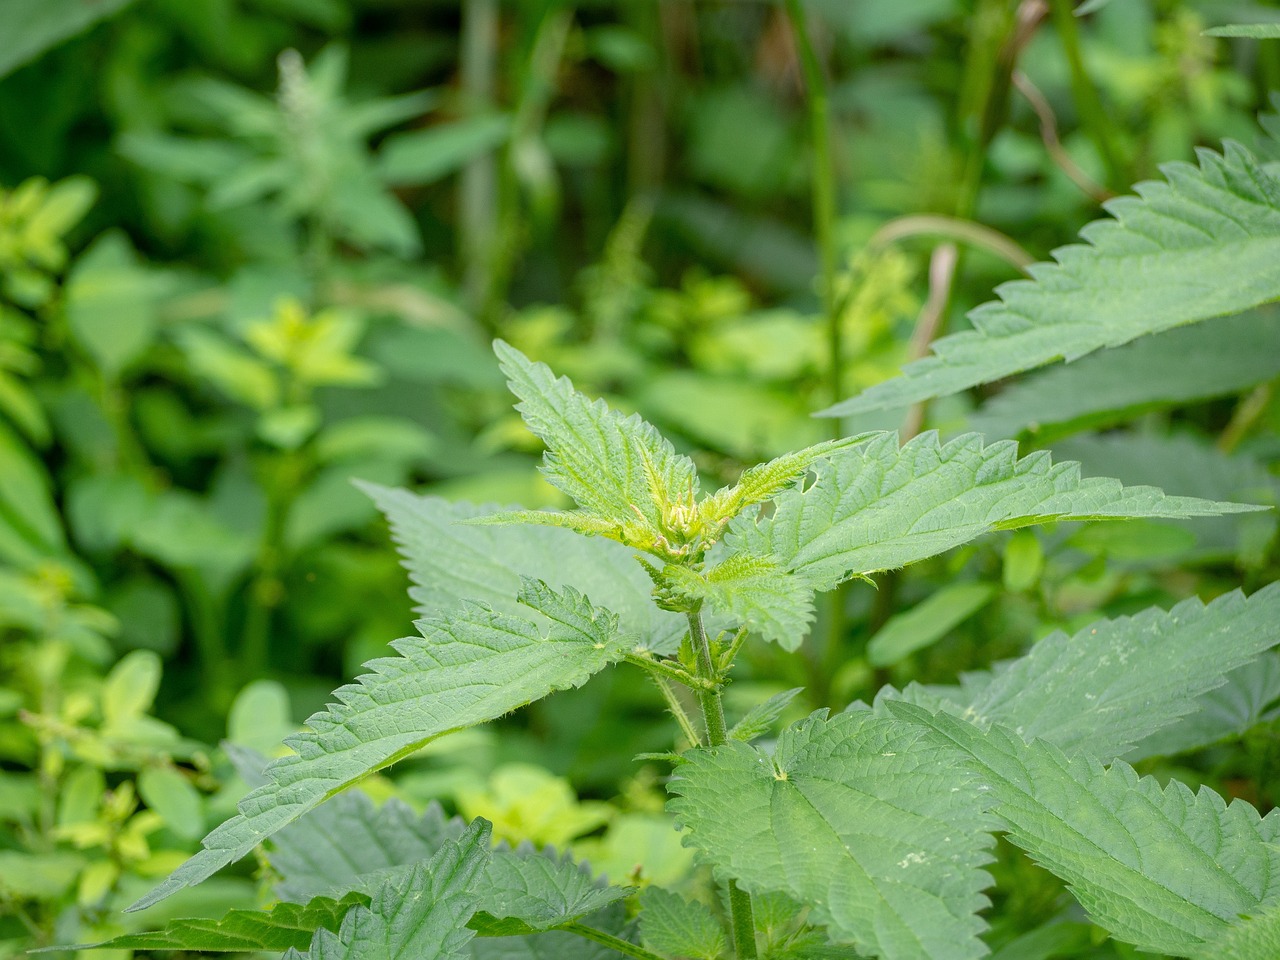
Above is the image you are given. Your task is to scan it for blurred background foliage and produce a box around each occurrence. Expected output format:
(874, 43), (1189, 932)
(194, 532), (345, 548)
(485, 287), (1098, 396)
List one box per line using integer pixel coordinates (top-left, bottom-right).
(1, 0), (1279, 956)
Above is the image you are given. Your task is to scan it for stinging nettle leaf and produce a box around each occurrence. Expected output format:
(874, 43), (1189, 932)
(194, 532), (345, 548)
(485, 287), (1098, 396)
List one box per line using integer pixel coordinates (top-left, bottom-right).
(130, 582), (633, 912)
(820, 142), (1280, 416)
(668, 709), (996, 960)
(469, 844), (631, 936)
(915, 582), (1280, 762)
(638, 887), (726, 960)
(889, 702), (1280, 959)
(727, 431), (1261, 592)
(664, 553), (816, 650)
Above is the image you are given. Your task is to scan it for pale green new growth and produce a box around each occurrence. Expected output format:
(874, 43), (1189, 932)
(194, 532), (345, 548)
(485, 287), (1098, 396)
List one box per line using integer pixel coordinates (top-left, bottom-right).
(638, 887), (727, 960)
(821, 142), (1280, 416)
(727, 431), (1261, 591)
(890, 702), (1280, 958)
(664, 554), (815, 649)
(283, 819), (491, 960)
(669, 710), (996, 960)
(924, 583), (1280, 762)
(364, 484), (687, 652)
(129, 581), (632, 912)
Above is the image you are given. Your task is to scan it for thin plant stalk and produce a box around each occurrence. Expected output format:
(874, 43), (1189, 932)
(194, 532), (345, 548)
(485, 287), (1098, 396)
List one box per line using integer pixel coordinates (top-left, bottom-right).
(687, 610), (758, 958)
(460, 0), (500, 319)
(561, 922), (669, 960)
(1049, 0), (1123, 189)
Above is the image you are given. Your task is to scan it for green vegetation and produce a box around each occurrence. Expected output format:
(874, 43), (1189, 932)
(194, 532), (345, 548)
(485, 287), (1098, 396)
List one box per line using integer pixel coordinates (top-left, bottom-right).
(1, 1), (1278, 958)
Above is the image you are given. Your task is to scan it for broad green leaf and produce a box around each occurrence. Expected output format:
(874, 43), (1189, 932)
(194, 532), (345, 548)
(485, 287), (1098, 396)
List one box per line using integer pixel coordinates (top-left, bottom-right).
(64, 231), (163, 377)
(493, 340), (700, 553)
(727, 431), (1259, 591)
(966, 309), (1280, 440)
(668, 709), (995, 960)
(0, 0), (136, 78)
(469, 846), (631, 935)
(637, 887), (726, 960)
(867, 583), (996, 668)
(665, 553), (815, 650)
(66, 894), (365, 952)
(909, 583), (1280, 762)
(137, 766), (204, 839)
(284, 819), (491, 960)
(1127, 652), (1280, 760)
(363, 484), (687, 653)
(101, 650), (161, 725)
(1188, 902), (1280, 960)
(889, 702), (1280, 958)
(820, 143), (1280, 416)
(130, 581), (632, 911)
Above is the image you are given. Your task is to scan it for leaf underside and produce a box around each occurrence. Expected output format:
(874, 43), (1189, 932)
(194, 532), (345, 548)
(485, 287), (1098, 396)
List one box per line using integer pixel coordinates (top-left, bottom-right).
(821, 142), (1280, 416)
(726, 431), (1259, 591)
(891, 703), (1280, 959)
(668, 709), (996, 960)
(902, 582), (1280, 763)
(131, 582), (631, 912)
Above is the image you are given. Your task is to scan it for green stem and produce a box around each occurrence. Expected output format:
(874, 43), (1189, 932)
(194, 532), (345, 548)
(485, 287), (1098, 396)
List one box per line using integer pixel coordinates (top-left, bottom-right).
(560, 922), (669, 960)
(784, 0), (841, 415)
(460, 0), (499, 318)
(687, 610), (757, 958)
(1049, 0), (1123, 188)
(650, 672), (702, 748)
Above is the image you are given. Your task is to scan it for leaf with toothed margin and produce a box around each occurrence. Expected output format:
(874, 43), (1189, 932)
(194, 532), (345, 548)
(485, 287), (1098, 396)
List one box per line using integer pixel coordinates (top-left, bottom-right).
(820, 142), (1280, 416)
(662, 554), (817, 650)
(129, 581), (632, 912)
(667, 708), (997, 960)
(726, 431), (1263, 592)
(888, 702), (1280, 959)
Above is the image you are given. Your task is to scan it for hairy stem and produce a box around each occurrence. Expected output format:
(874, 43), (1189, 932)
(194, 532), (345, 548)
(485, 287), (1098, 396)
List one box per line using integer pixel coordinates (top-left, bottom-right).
(687, 611), (758, 958)
(561, 922), (668, 960)
(651, 672), (702, 748)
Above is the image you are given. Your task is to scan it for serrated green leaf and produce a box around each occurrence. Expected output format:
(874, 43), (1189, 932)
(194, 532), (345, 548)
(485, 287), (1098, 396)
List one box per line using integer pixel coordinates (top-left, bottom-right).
(638, 887), (726, 960)
(727, 432), (1259, 591)
(63, 894), (365, 952)
(820, 142), (1280, 416)
(286, 819), (491, 960)
(493, 340), (700, 553)
(867, 583), (996, 668)
(666, 554), (815, 650)
(130, 582), (632, 911)
(469, 845), (631, 935)
(668, 710), (995, 960)
(729, 687), (804, 742)
(889, 702), (1280, 958)
(363, 484), (687, 654)
(924, 583), (1280, 762)
(967, 309), (1280, 439)
(1188, 900), (1280, 960)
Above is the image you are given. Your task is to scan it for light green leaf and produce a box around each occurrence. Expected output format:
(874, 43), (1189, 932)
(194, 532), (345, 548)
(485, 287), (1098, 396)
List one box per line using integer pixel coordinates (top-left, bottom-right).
(137, 766), (204, 840)
(668, 710), (995, 960)
(65, 894), (365, 952)
(64, 231), (163, 377)
(286, 819), (491, 960)
(469, 846), (631, 935)
(1189, 901), (1280, 960)
(102, 650), (161, 726)
(867, 583), (996, 668)
(889, 702), (1280, 958)
(666, 553), (815, 650)
(493, 340), (700, 552)
(966, 309), (1280, 440)
(638, 887), (726, 960)
(727, 431), (1261, 591)
(379, 114), (512, 186)
(729, 687), (804, 742)
(912, 583), (1280, 762)
(363, 484), (687, 653)
(1205, 23), (1280, 38)
(130, 581), (632, 911)
(0, 0), (136, 78)
(820, 142), (1280, 416)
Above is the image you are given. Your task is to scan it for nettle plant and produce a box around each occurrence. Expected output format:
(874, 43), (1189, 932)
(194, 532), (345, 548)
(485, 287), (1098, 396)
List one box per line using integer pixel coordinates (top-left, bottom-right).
(86, 144), (1280, 959)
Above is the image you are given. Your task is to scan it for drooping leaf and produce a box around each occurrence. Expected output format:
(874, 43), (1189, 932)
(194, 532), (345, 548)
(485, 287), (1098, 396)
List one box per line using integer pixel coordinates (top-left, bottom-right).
(469, 845), (631, 936)
(820, 143), (1280, 416)
(493, 340), (700, 549)
(726, 431), (1259, 591)
(1127, 652), (1280, 760)
(363, 483), (687, 653)
(668, 709), (996, 960)
(284, 819), (491, 960)
(637, 887), (726, 960)
(65, 894), (366, 952)
(664, 553), (816, 650)
(130, 582), (632, 911)
(966, 308), (1280, 440)
(889, 703), (1280, 959)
